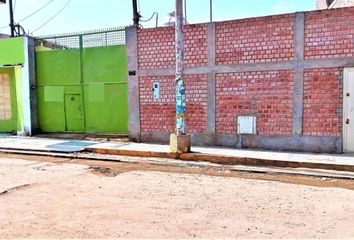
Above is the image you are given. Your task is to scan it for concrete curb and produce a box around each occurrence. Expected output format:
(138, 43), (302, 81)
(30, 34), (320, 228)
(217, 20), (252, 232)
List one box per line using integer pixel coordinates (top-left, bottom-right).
(86, 148), (354, 172)
(1, 148), (354, 180)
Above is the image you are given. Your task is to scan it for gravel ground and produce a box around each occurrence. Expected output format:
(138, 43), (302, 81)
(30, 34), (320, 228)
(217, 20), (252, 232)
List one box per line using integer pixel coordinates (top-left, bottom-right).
(0, 155), (354, 239)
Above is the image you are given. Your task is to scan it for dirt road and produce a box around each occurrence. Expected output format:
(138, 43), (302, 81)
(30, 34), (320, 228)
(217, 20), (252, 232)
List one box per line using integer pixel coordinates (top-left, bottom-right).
(0, 153), (353, 239)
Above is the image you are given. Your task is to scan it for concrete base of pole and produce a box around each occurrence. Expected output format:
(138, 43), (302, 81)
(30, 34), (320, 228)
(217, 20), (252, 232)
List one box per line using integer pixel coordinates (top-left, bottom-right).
(170, 134), (191, 153)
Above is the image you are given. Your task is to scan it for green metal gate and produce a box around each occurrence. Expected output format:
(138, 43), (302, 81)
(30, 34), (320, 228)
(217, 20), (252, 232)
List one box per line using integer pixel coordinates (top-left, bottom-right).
(35, 27), (128, 134)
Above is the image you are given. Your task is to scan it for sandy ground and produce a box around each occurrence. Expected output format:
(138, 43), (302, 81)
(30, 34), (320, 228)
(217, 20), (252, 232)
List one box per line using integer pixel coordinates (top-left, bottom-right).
(0, 154), (354, 239)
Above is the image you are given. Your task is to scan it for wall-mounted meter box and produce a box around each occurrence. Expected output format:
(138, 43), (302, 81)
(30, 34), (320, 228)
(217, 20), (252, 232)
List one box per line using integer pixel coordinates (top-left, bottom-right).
(152, 81), (160, 99)
(237, 116), (257, 134)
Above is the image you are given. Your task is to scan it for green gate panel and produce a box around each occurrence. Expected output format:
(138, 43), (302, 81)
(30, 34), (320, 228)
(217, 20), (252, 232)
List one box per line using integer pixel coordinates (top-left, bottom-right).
(44, 86), (64, 102)
(0, 67), (18, 132)
(88, 83), (105, 102)
(37, 86), (82, 132)
(84, 83), (128, 133)
(37, 87), (66, 132)
(82, 45), (127, 83)
(36, 49), (81, 86)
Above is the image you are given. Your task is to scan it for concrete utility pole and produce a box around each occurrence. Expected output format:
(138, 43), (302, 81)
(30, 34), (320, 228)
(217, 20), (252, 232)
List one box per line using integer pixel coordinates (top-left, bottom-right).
(175, 0), (185, 136)
(170, 0), (191, 153)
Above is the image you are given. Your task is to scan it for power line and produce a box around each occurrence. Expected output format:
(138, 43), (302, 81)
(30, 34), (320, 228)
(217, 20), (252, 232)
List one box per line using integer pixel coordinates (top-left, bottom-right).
(0, 25), (9, 30)
(19, 0), (55, 22)
(0, 0), (55, 30)
(31, 0), (72, 34)
(13, 0), (17, 14)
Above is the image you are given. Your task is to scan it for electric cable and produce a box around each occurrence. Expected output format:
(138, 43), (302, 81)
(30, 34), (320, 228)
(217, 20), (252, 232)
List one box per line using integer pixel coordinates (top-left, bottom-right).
(141, 12), (158, 22)
(13, 0), (17, 14)
(19, 0), (55, 22)
(31, 0), (71, 34)
(0, 0), (55, 30)
(141, 12), (159, 27)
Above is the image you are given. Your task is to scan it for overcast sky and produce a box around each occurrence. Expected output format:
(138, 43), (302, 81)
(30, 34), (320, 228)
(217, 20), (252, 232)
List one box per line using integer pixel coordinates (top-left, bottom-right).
(0, 0), (316, 36)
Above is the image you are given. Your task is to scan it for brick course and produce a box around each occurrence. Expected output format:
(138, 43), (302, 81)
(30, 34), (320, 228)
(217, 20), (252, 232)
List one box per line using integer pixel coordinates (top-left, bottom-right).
(137, 24), (208, 69)
(215, 14), (294, 65)
(216, 70), (294, 135)
(303, 68), (342, 136)
(304, 8), (354, 59)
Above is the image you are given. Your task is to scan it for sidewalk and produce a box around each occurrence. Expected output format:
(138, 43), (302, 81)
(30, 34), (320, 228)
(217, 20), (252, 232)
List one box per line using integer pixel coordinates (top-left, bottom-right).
(0, 135), (353, 172)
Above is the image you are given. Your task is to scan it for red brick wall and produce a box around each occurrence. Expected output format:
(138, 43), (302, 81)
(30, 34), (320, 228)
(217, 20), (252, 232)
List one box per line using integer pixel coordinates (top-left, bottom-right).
(304, 8), (354, 59)
(137, 24), (208, 69)
(303, 68), (342, 136)
(136, 8), (353, 139)
(139, 74), (207, 133)
(215, 14), (294, 65)
(216, 70), (294, 135)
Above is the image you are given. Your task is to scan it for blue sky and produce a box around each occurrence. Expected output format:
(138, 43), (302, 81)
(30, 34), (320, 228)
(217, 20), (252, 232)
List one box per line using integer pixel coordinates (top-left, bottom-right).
(0, 0), (316, 36)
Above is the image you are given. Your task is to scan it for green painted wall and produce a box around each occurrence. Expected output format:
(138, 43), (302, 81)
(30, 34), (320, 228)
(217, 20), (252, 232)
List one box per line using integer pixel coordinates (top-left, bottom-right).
(0, 67), (19, 132)
(0, 37), (26, 133)
(36, 45), (128, 134)
(14, 66), (24, 132)
(0, 37), (24, 65)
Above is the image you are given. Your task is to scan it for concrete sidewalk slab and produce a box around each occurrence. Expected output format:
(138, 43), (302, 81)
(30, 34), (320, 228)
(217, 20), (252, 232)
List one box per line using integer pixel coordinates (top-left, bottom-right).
(0, 136), (353, 172)
(0, 136), (98, 153)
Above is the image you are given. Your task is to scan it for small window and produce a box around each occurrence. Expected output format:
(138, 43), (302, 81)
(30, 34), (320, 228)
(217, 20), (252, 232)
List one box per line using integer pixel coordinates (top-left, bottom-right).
(0, 73), (12, 120)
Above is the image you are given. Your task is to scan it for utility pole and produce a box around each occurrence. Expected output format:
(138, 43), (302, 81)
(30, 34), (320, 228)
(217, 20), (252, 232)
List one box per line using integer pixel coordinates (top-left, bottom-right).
(9, 0), (15, 37)
(170, 0), (191, 153)
(175, 0), (186, 136)
(210, 0), (213, 22)
(132, 0), (140, 27)
(184, 0), (187, 23)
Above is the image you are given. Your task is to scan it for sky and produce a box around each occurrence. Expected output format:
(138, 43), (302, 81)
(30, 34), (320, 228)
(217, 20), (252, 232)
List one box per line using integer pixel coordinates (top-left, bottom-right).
(0, 0), (316, 37)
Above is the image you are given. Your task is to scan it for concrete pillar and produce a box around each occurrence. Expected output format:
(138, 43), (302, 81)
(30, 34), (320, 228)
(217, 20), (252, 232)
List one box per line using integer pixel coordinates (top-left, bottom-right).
(292, 12), (305, 136)
(18, 36), (37, 136)
(126, 26), (141, 142)
(207, 23), (216, 135)
(28, 37), (38, 134)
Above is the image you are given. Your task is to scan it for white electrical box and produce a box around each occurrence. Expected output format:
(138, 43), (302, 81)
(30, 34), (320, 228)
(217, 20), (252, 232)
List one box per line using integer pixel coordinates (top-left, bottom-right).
(237, 116), (256, 134)
(152, 81), (160, 99)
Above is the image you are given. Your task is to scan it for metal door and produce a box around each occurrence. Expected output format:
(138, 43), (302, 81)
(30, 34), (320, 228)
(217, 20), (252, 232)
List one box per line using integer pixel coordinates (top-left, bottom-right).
(65, 94), (83, 132)
(343, 68), (354, 152)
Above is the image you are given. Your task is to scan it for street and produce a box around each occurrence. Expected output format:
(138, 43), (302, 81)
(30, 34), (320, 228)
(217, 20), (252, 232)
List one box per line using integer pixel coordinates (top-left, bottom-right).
(0, 153), (353, 239)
